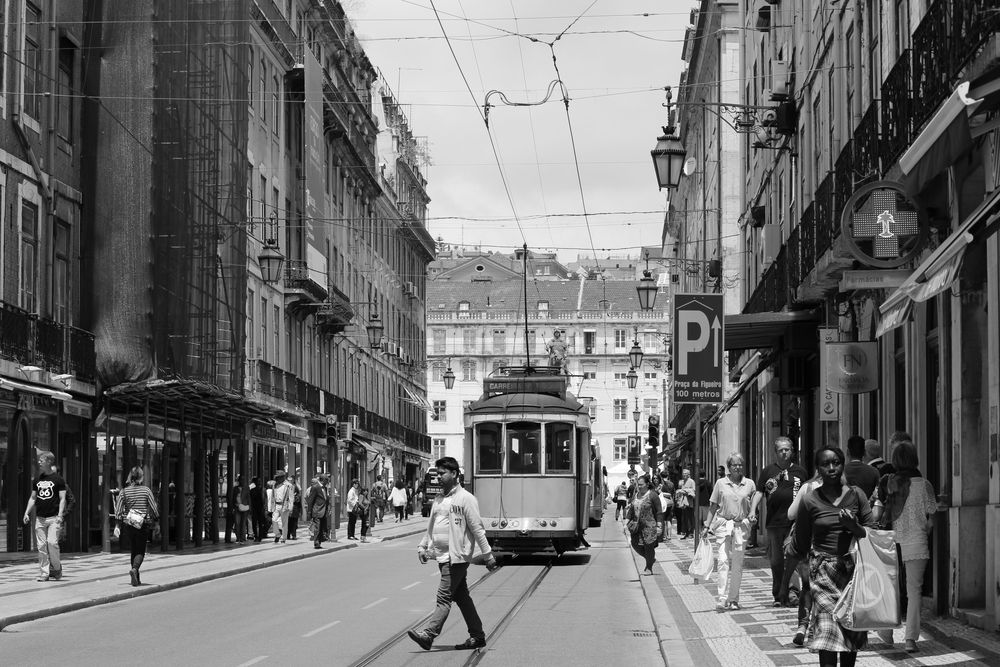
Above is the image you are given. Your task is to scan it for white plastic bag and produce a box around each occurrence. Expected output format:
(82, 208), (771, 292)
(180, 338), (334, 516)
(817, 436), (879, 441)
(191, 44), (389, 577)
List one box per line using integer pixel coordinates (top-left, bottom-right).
(833, 529), (901, 630)
(688, 535), (715, 580)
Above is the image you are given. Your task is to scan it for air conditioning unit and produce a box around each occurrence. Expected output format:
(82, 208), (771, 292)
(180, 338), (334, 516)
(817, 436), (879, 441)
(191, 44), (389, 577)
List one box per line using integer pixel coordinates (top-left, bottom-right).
(775, 100), (797, 135)
(348, 414), (360, 431)
(762, 223), (782, 267)
(404, 281), (416, 297)
(770, 61), (790, 101)
(338, 422), (353, 441)
(750, 205), (767, 228)
(396, 344), (405, 358)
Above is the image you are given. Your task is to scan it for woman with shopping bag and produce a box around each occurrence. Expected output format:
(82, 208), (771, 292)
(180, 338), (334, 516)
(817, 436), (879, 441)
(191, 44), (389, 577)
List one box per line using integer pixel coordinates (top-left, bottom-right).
(788, 446), (875, 667)
(626, 474), (663, 575)
(872, 441), (937, 653)
(702, 452), (757, 610)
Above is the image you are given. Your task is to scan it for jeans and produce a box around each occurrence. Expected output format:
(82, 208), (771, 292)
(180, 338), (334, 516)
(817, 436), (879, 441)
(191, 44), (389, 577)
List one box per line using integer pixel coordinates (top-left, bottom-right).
(35, 516), (62, 576)
(715, 520), (747, 604)
(347, 511), (358, 538)
(376, 501), (385, 522)
(394, 505), (405, 521)
(766, 525), (796, 602)
(879, 558), (927, 643)
(425, 562), (484, 640)
(122, 524), (149, 571)
(234, 510), (248, 542)
(615, 500), (627, 520)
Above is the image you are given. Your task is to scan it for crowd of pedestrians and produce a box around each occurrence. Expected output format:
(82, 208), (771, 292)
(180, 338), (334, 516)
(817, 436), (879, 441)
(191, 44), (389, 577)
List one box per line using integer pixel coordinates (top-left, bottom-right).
(619, 429), (937, 664)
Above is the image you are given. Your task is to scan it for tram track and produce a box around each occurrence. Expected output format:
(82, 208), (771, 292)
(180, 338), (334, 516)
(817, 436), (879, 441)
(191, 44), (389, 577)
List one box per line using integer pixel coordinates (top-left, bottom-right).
(349, 558), (554, 667)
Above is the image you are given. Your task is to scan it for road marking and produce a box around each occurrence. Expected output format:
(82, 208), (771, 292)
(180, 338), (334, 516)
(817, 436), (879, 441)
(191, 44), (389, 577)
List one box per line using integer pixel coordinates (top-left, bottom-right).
(302, 620), (341, 638)
(237, 657), (268, 667)
(363, 597), (388, 610)
(402, 581), (421, 590)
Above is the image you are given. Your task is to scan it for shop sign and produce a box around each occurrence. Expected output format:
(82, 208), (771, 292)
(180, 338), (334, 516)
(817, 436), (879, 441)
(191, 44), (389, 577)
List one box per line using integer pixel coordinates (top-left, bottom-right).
(63, 399), (92, 419)
(824, 341), (879, 394)
(839, 269), (911, 292)
(818, 328), (840, 420)
(842, 180), (928, 269)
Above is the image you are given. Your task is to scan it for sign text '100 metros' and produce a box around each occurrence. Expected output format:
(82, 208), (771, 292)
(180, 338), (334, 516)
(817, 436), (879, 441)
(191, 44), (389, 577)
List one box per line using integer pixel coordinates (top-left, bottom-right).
(671, 293), (724, 405)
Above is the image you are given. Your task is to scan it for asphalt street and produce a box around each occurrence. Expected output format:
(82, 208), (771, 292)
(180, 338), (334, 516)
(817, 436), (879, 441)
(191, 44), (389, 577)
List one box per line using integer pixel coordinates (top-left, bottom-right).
(0, 512), (656, 666)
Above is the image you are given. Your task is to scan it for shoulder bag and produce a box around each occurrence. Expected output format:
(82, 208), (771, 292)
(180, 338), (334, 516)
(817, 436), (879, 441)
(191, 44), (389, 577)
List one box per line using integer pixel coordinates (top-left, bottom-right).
(123, 508), (146, 529)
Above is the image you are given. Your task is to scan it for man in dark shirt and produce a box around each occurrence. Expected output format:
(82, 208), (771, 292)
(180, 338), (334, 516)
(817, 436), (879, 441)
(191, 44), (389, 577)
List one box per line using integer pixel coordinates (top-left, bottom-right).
(750, 436), (809, 606)
(844, 435), (881, 498)
(22, 451), (67, 582)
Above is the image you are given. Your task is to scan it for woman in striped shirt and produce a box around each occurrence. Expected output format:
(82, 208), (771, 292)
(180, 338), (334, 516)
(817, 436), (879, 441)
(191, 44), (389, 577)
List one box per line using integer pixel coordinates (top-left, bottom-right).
(114, 466), (159, 586)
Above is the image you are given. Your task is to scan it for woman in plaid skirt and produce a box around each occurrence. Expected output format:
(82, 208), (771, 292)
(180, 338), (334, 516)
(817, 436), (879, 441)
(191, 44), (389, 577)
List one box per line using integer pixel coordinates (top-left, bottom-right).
(787, 446), (874, 667)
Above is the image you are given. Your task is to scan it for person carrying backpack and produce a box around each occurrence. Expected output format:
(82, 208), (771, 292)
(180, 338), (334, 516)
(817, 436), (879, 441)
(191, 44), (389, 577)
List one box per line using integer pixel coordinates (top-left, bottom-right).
(372, 475), (388, 522)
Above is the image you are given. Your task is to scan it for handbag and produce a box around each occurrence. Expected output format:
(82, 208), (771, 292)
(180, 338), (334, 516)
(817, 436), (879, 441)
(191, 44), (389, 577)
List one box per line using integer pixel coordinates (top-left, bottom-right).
(625, 505), (638, 534)
(238, 503), (250, 512)
(123, 508), (146, 529)
(688, 535), (715, 580)
(832, 529), (901, 630)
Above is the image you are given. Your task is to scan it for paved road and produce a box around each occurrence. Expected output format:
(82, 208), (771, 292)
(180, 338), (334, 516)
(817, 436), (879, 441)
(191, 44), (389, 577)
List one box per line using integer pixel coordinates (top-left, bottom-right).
(2, 510), (654, 666)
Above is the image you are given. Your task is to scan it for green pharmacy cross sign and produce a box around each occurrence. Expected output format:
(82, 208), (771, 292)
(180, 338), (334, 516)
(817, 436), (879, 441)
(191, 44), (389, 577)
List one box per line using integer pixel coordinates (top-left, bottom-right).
(842, 180), (927, 269)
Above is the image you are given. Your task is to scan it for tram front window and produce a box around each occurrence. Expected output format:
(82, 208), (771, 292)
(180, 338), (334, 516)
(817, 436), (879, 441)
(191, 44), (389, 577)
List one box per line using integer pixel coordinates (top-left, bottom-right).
(507, 421), (540, 474)
(544, 422), (573, 474)
(477, 423), (502, 474)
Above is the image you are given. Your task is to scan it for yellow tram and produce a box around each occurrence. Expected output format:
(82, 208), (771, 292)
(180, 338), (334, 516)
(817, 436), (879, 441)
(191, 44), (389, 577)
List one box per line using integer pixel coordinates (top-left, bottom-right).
(463, 366), (600, 555)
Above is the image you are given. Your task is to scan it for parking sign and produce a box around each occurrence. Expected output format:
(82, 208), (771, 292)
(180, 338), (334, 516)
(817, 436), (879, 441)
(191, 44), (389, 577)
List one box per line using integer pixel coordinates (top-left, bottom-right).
(672, 293), (724, 404)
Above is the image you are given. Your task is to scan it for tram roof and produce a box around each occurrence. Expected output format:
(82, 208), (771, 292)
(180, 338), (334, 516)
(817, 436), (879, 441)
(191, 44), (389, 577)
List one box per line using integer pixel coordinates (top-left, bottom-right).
(467, 392), (586, 416)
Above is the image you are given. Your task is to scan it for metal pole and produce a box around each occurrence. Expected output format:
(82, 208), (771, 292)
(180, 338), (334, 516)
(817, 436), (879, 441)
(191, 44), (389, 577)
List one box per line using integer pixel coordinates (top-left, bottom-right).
(693, 404), (701, 553)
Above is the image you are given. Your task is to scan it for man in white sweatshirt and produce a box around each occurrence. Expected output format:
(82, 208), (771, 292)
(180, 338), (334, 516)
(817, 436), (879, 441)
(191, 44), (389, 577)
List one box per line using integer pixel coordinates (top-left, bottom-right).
(409, 457), (497, 651)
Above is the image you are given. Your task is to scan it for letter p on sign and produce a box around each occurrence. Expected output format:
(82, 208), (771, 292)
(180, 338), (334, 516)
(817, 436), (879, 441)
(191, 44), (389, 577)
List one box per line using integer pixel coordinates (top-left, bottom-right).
(677, 310), (710, 375)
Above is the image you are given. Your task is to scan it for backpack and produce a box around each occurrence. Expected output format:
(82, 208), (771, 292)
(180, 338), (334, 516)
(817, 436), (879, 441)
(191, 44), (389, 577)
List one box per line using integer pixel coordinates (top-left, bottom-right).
(64, 484), (76, 515)
(373, 484), (387, 501)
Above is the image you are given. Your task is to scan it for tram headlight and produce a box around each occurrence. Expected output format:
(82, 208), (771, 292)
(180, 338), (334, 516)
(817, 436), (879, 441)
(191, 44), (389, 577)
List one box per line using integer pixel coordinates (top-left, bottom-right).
(550, 520), (557, 527)
(491, 520), (498, 527)
(500, 520), (508, 528)
(539, 520), (547, 527)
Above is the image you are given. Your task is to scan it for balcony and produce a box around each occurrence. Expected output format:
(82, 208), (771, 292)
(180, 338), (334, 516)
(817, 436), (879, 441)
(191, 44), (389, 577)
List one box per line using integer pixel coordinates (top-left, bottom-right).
(316, 283), (354, 337)
(814, 173), (835, 260)
(833, 140), (854, 226)
(0, 301), (96, 383)
(881, 50), (913, 167)
(284, 259), (328, 315)
(911, 0), (952, 132)
(854, 103), (881, 180)
(744, 246), (788, 314)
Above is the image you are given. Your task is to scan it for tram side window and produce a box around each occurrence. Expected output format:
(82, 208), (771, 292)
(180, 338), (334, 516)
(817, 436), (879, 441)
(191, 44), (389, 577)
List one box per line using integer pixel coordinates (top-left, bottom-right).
(476, 423), (502, 474)
(506, 421), (540, 474)
(544, 422), (573, 474)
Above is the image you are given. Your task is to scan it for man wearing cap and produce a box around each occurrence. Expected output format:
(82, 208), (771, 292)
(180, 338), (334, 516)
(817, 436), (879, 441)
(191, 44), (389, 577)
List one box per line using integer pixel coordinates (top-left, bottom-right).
(409, 456), (498, 651)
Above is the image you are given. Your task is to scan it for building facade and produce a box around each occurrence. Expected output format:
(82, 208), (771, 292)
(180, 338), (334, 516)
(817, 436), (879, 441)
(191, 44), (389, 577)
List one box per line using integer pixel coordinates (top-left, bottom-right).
(426, 251), (670, 491)
(669, 0), (1000, 630)
(0, 0), (97, 554)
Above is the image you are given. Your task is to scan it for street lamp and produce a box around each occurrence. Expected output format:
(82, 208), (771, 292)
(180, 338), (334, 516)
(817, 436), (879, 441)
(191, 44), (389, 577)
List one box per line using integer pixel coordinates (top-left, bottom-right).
(258, 213), (285, 284)
(633, 398), (642, 460)
(651, 87), (686, 190)
(629, 330), (644, 369)
(366, 311), (384, 349)
(636, 252), (657, 311)
(442, 366), (456, 390)
(626, 366), (638, 390)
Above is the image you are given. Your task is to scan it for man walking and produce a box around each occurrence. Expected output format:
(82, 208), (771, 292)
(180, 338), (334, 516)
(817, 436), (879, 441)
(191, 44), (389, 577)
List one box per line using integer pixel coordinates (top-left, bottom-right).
(346, 479), (360, 540)
(865, 435), (900, 477)
(271, 471), (293, 543)
(408, 456), (498, 651)
(372, 475), (388, 522)
(750, 436), (808, 607)
(306, 474), (330, 549)
(845, 435), (881, 498)
(22, 451), (67, 582)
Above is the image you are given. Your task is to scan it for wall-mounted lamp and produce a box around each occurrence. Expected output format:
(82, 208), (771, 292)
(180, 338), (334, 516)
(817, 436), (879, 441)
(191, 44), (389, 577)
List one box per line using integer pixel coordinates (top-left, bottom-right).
(18, 365), (44, 380)
(442, 366), (456, 390)
(51, 373), (73, 387)
(366, 311), (384, 349)
(628, 328), (644, 369)
(258, 213), (285, 284)
(651, 87), (686, 190)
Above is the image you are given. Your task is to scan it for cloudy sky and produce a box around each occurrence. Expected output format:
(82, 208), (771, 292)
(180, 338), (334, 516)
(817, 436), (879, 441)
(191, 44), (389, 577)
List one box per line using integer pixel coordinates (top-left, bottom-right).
(349, 1), (687, 264)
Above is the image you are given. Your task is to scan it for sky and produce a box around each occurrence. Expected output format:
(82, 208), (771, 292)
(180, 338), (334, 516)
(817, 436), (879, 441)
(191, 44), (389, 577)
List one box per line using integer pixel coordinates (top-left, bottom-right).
(349, 0), (687, 265)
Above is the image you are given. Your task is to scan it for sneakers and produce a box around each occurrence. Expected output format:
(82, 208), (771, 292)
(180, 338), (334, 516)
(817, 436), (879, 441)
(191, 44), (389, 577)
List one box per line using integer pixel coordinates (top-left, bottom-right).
(725, 601), (741, 611)
(36, 575), (50, 582)
(50, 568), (62, 581)
(792, 626), (806, 646)
(904, 639), (918, 653)
(407, 629), (433, 651)
(454, 636), (486, 650)
(129, 568), (139, 586)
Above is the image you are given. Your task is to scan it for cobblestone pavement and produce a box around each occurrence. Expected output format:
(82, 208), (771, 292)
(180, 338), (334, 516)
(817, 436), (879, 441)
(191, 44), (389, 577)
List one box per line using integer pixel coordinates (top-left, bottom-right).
(624, 523), (999, 666)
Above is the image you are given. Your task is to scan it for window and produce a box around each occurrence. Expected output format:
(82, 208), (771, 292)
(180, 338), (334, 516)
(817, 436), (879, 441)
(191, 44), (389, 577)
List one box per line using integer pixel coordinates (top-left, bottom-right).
(866, 0), (881, 106)
(544, 422), (573, 474)
(247, 288), (255, 355)
(259, 58), (266, 122)
(260, 297), (268, 360)
(457, 301), (470, 317)
(613, 399), (627, 420)
(431, 361), (445, 382)
(506, 421), (540, 474)
(492, 329), (506, 355)
(895, 0), (910, 57)
(462, 359), (476, 382)
(644, 371), (657, 381)
(582, 370), (597, 380)
(643, 398), (658, 419)
(845, 25), (855, 131)
(53, 221), (70, 323)
(588, 403), (597, 421)
(23, 3), (41, 119)
(491, 359), (504, 374)
(271, 73), (280, 135)
(432, 438), (446, 460)
(273, 305), (280, 364)
(248, 54), (253, 112)
(463, 328), (475, 352)
(432, 400), (446, 422)
(57, 40), (75, 142)
(614, 329), (628, 350)
(432, 329), (445, 354)
(20, 201), (39, 311)
(476, 423), (502, 473)
(583, 331), (596, 354)
(613, 371), (627, 384)
(813, 92), (824, 191)
(613, 438), (627, 461)
(642, 331), (658, 352)
(537, 301), (548, 314)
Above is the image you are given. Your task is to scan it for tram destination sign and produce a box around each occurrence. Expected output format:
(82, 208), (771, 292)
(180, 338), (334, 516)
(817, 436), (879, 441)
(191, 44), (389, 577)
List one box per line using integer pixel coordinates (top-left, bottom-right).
(672, 293), (724, 405)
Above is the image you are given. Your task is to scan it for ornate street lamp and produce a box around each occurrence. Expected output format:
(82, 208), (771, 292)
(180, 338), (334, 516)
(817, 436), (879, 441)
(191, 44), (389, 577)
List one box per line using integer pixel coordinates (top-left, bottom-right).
(636, 252), (657, 311)
(443, 366), (456, 390)
(626, 366), (638, 390)
(651, 87), (686, 190)
(258, 213), (285, 284)
(633, 399), (642, 458)
(366, 311), (384, 349)
(629, 336), (644, 370)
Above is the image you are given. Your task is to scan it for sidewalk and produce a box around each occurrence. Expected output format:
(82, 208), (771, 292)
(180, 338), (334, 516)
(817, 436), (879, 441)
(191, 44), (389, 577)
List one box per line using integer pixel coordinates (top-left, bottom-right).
(0, 516), (425, 630)
(623, 519), (1000, 666)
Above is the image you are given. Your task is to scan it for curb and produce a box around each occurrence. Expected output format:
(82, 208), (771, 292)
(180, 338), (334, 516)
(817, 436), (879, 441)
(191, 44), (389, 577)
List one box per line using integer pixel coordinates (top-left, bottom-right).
(0, 526), (424, 630)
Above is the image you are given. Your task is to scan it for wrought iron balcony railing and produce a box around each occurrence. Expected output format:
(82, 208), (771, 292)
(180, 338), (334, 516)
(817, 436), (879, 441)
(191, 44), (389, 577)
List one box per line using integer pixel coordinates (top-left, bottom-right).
(854, 103), (881, 180)
(881, 49), (913, 167)
(815, 173), (835, 259)
(0, 300), (96, 383)
(800, 201), (816, 280)
(911, 0), (951, 131)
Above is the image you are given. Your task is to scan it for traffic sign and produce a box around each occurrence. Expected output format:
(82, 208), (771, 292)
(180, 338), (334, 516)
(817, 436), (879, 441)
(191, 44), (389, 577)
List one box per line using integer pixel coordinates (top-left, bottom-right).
(672, 293), (724, 404)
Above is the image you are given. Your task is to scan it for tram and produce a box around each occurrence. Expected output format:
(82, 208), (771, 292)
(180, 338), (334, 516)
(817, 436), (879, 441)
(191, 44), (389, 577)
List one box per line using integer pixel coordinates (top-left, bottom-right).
(463, 365), (598, 555)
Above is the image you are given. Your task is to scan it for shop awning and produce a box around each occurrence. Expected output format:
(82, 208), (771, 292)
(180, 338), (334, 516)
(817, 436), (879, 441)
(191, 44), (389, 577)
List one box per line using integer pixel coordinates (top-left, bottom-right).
(399, 385), (433, 412)
(0, 376), (72, 401)
(900, 81), (983, 194)
(668, 403), (698, 431)
(705, 353), (774, 427)
(723, 310), (819, 351)
(878, 187), (1000, 337)
(352, 436), (377, 455)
